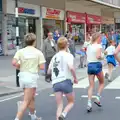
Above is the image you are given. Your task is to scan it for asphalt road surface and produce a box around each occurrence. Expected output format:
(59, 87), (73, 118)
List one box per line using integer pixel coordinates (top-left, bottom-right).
(0, 74), (120, 120)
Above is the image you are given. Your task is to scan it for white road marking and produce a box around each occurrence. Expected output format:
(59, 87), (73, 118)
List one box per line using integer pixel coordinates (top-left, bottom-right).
(0, 93), (39, 103)
(105, 76), (120, 89)
(50, 94), (65, 97)
(81, 95), (97, 98)
(115, 97), (120, 99)
(0, 93), (23, 103)
(73, 77), (98, 89)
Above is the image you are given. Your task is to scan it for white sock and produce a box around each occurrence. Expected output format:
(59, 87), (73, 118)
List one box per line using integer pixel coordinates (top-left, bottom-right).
(62, 112), (67, 118)
(15, 118), (19, 120)
(88, 100), (92, 107)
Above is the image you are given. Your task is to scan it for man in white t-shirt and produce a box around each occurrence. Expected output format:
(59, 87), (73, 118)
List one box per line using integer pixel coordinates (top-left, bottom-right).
(48, 37), (78, 120)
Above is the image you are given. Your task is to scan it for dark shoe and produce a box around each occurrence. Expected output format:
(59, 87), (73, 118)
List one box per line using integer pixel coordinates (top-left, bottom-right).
(87, 106), (92, 112)
(45, 79), (51, 83)
(59, 115), (65, 120)
(94, 99), (102, 107)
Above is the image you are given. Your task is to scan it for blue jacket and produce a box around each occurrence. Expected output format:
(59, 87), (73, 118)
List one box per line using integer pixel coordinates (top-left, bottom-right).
(53, 33), (61, 42)
(101, 36), (107, 45)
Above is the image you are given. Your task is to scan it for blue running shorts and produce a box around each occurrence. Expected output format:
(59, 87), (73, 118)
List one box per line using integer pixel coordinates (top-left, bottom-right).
(87, 62), (102, 75)
(53, 79), (73, 94)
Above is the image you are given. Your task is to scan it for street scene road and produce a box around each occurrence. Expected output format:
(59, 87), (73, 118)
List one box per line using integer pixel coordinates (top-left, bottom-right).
(0, 48), (120, 120)
(0, 79), (120, 120)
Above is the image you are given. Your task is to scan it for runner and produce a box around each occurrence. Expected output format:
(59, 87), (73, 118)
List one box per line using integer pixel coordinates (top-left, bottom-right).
(12, 33), (46, 120)
(86, 32), (104, 112)
(47, 37), (78, 120)
(105, 40), (116, 82)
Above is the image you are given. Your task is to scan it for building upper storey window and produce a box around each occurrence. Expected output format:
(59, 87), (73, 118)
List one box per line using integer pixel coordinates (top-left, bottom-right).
(98, 0), (120, 7)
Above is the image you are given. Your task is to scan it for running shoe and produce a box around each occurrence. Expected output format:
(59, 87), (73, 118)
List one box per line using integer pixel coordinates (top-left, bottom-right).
(94, 98), (102, 107)
(29, 111), (36, 116)
(105, 73), (109, 79)
(31, 115), (42, 120)
(87, 105), (92, 112)
(87, 101), (92, 112)
(59, 115), (65, 120)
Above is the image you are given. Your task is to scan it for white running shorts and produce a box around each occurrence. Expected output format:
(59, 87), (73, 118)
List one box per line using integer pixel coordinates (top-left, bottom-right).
(18, 72), (39, 89)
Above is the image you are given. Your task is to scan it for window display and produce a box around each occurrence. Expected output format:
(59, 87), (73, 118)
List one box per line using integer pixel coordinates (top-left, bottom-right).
(70, 24), (85, 43)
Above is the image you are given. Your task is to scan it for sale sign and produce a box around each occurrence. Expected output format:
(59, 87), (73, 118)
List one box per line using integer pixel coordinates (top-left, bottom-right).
(42, 7), (64, 20)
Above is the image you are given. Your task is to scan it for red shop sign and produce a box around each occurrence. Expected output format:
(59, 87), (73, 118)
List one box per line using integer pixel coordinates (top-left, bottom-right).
(67, 11), (86, 24)
(87, 14), (102, 24)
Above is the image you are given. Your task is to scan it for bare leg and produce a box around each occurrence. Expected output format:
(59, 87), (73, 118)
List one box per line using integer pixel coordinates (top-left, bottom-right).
(88, 75), (95, 101)
(96, 71), (104, 96)
(62, 92), (74, 117)
(108, 63), (114, 80)
(16, 88), (35, 120)
(55, 92), (63, 120)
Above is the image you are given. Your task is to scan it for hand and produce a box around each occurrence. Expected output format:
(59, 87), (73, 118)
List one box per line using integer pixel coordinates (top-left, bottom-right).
(74, 79), (78, 84)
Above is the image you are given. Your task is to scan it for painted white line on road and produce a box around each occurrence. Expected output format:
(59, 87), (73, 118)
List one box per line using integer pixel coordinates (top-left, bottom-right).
(73, 77), (98, 89)
(105, 76), (120, 89)
(50, 94), (65, 97)
(81, 95), (96, 98)
(115, 97), (120, 99)
(0, 93), (24, 103)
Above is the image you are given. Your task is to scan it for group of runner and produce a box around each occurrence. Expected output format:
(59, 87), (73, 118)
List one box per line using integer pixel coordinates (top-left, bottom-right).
(12, 32), (120, 120)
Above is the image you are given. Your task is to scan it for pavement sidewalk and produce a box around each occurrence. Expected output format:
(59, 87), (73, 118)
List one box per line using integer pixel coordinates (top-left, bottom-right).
(0, 68), (87, 97)
(0, 50), (108, 97)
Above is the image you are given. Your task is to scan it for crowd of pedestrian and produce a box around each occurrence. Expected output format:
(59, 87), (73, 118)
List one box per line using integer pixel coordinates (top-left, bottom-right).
(11, 29), (120, 120)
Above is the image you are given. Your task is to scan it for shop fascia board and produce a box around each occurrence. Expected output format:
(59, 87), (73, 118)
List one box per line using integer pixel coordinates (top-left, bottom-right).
(67, 0), (120, 11)
(90, 0), (120, 10)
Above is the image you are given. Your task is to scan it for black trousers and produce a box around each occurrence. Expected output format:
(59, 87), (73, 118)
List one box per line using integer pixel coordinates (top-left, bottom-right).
(45, 57), (52, 81)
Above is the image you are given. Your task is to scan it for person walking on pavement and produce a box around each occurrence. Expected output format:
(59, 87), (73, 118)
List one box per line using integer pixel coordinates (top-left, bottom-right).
(86, 32), (104, 112)
(67, 33), (76, 57)
(42, 32), (57, 82)
(47, 37), (78, 120)
(101, 32), (108, 50)
(12, 33), (46, 120)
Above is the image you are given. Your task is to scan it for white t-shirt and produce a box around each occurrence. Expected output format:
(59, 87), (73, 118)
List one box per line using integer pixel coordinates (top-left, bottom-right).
(87, 44), (103, 63)
(106, 45), (115, 55)
(49, 51), (74, 85)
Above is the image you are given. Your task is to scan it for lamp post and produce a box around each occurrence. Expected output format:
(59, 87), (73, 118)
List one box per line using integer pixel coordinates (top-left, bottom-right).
(15, 0), (20, 87)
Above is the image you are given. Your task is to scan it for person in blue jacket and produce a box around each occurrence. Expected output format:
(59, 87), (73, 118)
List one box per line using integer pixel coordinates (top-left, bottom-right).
(101, 32), (108, 50)
(53, 30), (61, 44)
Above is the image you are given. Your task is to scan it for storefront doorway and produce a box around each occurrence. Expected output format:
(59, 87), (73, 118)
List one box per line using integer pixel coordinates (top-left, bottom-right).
(86, 14), (101, 34)
(42, 7), (64, 39)
(66, 11), (86, 43)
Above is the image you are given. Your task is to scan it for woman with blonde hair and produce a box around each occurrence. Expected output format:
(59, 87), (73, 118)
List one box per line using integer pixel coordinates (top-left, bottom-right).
(86, 32), (104, 112)
(12, 33), (46, 120)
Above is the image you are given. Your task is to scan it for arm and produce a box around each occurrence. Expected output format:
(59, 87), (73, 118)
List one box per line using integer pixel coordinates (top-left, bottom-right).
(12, 51), (20, 69)
(67, 55), (78, 84)
(38, 51), (46, 70)
(114, 45), (120, 63)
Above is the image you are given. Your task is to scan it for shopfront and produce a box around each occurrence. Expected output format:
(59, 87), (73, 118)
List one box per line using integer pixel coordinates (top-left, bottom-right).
(42, 7), (64, 38)
(66, 11), (86, 42)
(101, 16), (115, 32)
(86, 14), (102, 34)
(115, 18), (120, 31)
(6, 0), (40, 55)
